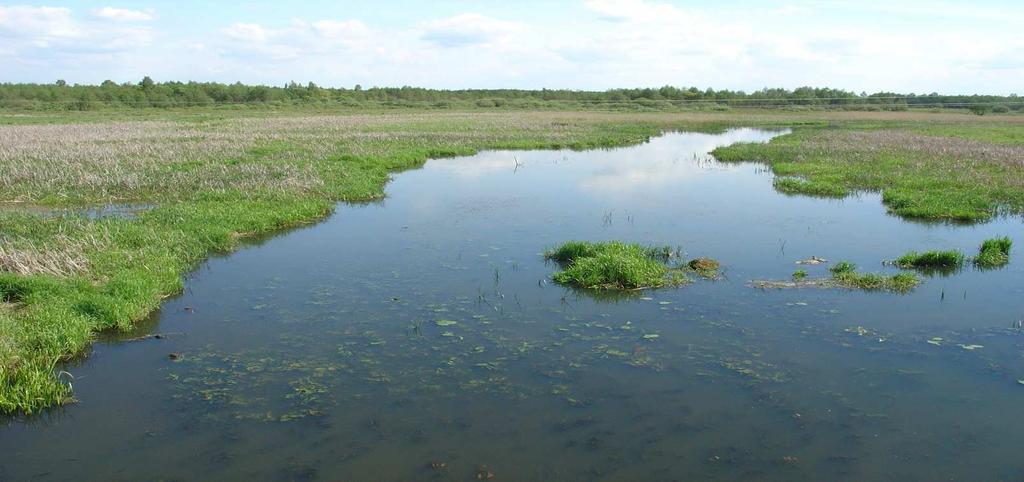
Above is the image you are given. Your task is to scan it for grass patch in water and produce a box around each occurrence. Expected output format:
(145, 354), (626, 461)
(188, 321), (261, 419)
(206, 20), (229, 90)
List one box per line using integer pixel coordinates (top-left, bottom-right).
(895, 250), (965, 273)
(829, 261), (920, 292)
(773, 177), (849, 198)
(792, 269), (808, 280)
(546, 241), (684, 290)
(973, 236), (1012, 268)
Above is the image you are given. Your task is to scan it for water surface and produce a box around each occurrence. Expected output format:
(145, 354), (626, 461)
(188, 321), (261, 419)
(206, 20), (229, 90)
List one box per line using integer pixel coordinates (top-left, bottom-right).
(3, 130), (1024, 481)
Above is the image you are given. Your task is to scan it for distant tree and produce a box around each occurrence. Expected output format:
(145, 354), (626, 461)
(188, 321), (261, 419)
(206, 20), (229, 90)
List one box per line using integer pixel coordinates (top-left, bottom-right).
(969, 104), (992, 115)
(139, 76), (155, 90)
(55, 79), (67, 87)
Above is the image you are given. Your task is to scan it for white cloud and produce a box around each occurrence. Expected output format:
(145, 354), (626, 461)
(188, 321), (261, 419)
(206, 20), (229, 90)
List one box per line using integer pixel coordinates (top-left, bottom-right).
(0, 6), (81, 43)
(1, 1), (1021, 94)
(419, 13), (523, 47)
(92, 7), (154, 22)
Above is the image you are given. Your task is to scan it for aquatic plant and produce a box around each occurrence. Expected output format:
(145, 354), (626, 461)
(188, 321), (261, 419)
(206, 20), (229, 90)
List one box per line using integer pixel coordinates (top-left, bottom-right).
(830, 265), (920, 293)
(830, 261), (856, 275)
(687, 257), (720, 279)
(792, 269), (808, 280)
(895, 250), (965, 272)
(546, 241), (683, 290)
(974, 236), (1012, 268)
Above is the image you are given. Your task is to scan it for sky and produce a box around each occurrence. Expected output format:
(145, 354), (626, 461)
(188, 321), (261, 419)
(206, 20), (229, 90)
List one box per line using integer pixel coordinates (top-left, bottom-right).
(1, 0), (1022, 94)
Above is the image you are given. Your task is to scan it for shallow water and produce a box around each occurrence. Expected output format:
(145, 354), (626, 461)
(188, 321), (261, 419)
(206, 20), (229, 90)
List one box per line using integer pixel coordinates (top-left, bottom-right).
(3, 130), (1024, 481)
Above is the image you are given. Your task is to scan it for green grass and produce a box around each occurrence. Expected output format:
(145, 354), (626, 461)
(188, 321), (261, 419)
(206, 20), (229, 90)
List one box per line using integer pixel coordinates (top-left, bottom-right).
(974, 236), (1012, 268)
(546, 241), (683, 290)
(895, 250), (966, 272)
(829, 261), (920, 292)
(773, 177), (849, 198)
(712, 119), (1024, 221)
(792, 269), (808, 280)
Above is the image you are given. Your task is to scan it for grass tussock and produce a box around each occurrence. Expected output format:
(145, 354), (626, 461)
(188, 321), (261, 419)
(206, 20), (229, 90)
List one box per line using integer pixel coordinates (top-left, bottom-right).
(974, 236), (1012, 268)
(546, 241), (684, 290)
(829, 261), (920, 293)
(895, 250), (965, 273)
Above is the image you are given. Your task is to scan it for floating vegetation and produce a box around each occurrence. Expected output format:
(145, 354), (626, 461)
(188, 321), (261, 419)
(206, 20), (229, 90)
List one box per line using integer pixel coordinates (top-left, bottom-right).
(545, 241), (687, 290)
(973, 236), (1012, 269)
(792, 270), (808, 280)
(435, 319), (459, 327)
(894, 249), (965, 274)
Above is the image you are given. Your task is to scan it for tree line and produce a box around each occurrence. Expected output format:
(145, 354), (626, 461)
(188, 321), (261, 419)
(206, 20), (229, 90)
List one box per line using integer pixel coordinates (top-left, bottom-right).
(0, 77), (1019, 113)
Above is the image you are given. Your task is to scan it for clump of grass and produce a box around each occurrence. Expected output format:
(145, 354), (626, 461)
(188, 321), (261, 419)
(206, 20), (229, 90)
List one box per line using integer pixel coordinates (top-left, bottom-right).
(830, 261), (856, 275)
(792, 269), (807, 280)
(973, 236), (1012, 268)
(687, 257), (720, 279)
(829, 260), (920, 293)
(546, 241), (683, 290)
(895, 250), (965, 274)
(773, 177), (849, 198)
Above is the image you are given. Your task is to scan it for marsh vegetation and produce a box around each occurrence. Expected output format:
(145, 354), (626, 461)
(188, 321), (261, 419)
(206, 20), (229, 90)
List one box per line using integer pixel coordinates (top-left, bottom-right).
(2, 109), (1024, 480)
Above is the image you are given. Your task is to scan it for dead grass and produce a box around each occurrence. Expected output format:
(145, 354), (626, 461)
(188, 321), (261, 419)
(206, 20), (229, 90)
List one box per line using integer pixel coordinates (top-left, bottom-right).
(0, 231), (108, 277)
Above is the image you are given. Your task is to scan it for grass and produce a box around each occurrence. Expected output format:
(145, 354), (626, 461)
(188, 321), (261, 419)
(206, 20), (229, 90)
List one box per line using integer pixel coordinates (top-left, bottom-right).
(773, 177), (849, 198)
(792, 269), (808, 280)
(974, 236), (1012, 268)
(0, 108), (1020, 413)
(829, 261), (920, 292)
(712, 118), (1024, 221)
(546, 241), (683, 290)
(895, 250), (966, 273)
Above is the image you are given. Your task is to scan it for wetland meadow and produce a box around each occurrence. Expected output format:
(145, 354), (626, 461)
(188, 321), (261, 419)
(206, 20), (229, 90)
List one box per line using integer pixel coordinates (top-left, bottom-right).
(2, 108), (1024, 480)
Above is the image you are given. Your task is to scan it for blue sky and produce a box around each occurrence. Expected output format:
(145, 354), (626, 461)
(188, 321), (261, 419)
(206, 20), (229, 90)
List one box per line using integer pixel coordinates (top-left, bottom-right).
(1, 0), (1021, 93)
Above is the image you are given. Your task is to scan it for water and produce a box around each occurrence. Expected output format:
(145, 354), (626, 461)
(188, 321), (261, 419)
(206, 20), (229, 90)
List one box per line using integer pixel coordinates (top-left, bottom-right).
(3, 129), (1024, 481)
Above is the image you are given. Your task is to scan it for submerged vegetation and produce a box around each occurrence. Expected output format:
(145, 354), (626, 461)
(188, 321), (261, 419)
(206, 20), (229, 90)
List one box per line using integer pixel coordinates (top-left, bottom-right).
(546, 241), (684, 290)
(974, 236), (1013, 268)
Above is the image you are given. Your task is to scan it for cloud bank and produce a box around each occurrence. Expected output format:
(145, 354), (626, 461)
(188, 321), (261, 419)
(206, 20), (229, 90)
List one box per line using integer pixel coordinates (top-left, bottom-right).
(0, 1), (1020, 94)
